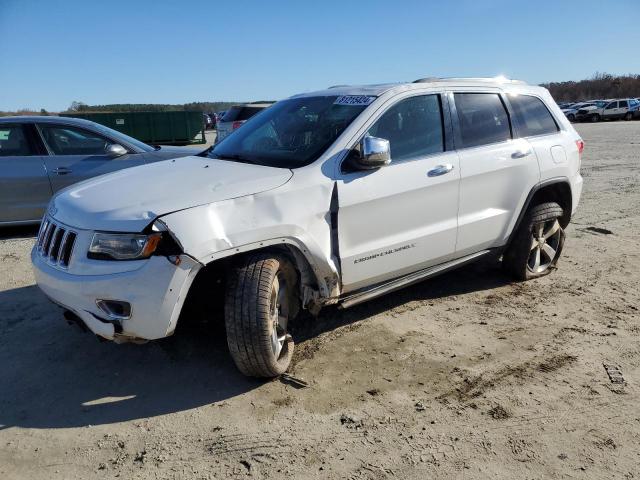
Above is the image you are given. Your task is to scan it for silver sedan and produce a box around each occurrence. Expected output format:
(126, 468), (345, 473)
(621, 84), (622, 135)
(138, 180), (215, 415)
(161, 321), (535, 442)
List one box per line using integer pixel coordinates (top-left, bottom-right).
(0, 116), (203, 226)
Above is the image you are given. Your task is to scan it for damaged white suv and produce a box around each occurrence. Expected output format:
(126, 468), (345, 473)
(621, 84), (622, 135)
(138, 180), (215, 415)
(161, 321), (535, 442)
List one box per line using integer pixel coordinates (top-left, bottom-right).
(32, 77), (583, 377)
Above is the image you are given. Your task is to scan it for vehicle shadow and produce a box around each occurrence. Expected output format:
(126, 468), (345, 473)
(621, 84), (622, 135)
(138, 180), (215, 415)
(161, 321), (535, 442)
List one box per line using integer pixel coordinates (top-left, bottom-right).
(0, 285), (259, 430)
(0, 255), (510, 430)
(292, 255), (512, 342)
(0, 225), (39, 240)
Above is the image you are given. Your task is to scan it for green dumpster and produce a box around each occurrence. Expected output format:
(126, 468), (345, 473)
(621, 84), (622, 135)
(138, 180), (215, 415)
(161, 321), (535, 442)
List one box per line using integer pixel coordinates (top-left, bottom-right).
(59, 111), (206, 145)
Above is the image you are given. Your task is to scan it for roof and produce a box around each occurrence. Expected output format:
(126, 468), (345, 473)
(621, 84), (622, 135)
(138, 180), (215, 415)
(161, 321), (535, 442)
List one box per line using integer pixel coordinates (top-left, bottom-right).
(0, 115), (97, 126)
(291, 76), (529, 99)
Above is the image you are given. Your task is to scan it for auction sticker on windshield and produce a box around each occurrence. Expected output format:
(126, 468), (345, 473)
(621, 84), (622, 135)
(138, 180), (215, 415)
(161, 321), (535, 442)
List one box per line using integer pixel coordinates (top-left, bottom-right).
(334, 95), (375, 106)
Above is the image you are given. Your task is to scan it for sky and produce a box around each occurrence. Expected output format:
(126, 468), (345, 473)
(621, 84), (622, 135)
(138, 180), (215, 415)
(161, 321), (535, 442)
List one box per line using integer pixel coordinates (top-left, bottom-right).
(1, 0), (639, 111)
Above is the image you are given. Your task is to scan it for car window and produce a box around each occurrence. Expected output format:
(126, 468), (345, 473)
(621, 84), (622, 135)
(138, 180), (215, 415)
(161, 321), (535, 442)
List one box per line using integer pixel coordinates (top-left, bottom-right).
(605, 102), (617, 109)
(0, 125), (33, 157)
(222, 106), (269, 122)
(509, 94), (559, 137)
(210, 96), (369, 168)
(619, 100), (628, 108)
(39, 125), (111, 156)
(454, 93), (511, 148)
(366, 95), (444, 162)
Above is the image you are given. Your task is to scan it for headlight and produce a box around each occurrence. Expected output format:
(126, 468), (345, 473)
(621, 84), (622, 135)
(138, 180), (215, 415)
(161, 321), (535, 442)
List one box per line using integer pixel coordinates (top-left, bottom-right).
(88, 232), (162, 260)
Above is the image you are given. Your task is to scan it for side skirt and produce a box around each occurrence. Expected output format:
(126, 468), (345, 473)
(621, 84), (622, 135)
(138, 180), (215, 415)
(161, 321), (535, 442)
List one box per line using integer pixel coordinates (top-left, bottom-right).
(338, 250), (492, 309)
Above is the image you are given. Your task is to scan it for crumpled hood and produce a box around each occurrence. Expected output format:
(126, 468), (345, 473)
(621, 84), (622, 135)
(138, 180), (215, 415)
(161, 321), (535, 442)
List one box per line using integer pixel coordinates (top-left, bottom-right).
(50, 156), (293, 231)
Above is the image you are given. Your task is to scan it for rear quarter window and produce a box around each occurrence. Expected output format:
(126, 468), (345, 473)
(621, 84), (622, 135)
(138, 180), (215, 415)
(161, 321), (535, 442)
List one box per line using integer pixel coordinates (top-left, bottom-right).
(509, 95), (559, 137)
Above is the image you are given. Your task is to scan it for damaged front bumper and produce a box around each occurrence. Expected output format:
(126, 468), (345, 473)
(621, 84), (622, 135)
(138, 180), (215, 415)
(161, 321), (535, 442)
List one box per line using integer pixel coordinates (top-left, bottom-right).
(32, 249), (202, 342)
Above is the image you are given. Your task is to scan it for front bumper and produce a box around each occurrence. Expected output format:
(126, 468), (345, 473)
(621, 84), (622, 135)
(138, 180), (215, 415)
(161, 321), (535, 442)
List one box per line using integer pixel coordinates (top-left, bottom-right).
(32, 250), (202, 341)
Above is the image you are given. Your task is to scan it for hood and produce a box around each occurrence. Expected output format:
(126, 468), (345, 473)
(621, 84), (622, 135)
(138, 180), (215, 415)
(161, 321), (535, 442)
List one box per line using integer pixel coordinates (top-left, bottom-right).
(150, 145), (206, 160)
(51, 156), (293, 231)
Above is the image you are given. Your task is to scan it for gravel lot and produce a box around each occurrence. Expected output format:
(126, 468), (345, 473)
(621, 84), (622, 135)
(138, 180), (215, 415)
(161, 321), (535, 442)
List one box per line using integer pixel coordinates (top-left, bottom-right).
(1, 122), (639, 479)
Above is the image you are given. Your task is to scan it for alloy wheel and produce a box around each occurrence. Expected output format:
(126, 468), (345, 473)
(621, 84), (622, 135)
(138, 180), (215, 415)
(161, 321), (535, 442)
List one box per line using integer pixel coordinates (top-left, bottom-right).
(269, 273), (289, 359)
(527, 219), (562, 274)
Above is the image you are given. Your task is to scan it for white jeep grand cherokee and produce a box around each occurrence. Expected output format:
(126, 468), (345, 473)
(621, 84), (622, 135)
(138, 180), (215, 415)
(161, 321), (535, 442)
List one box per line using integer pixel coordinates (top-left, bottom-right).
(32, 77), (583, 377)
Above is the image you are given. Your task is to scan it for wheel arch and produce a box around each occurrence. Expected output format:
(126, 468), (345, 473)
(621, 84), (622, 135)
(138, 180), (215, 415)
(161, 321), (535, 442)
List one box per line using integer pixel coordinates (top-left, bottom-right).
(177, 240), (330, 330)
(506, 178), (573, 248)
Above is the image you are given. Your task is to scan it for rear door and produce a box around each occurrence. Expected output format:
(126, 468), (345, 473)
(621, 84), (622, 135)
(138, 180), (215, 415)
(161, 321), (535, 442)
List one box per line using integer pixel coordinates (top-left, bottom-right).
(0, 123), (52, 223)
(452, 91), (540, 256)
(37, 123), (147, 192)
(618, 99), (629, 118)
(507, 92), (572, 187)
(337, 93), (460, 292)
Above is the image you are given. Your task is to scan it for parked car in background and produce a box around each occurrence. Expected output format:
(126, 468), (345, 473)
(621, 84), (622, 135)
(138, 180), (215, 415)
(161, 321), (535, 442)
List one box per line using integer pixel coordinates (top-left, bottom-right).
(31, 77), (583, 378)
(215, 102), (274, 143)
(203, 113), (214, 130)
(0, 116), (203, 225)
(573, 100), (607, 122)
(562, 102), (593, 122)
(576, 99), (638, 122)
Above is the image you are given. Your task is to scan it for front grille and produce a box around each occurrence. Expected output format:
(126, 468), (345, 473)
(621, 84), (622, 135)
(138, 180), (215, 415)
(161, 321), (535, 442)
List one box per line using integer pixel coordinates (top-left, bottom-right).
(36, 218), (77, 268)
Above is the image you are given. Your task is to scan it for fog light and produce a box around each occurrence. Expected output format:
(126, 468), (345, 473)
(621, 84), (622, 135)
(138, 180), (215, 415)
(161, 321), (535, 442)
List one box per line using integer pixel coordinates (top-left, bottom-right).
(96, 300), (131, 320)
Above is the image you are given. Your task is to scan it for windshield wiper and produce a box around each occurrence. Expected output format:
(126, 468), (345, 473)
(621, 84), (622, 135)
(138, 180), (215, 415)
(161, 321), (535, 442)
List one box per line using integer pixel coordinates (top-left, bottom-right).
(210, 153), (258, 165)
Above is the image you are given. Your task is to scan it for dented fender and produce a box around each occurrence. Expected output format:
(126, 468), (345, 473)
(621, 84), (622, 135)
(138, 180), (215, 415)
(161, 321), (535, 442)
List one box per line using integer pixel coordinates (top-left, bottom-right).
(158, 175), (341, 299)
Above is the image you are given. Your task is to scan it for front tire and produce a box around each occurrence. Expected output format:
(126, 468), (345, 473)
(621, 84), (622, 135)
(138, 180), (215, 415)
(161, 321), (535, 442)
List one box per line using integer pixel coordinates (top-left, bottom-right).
(225, 253), (298, 377)
(567, 114), (575, 122)
(625, 112), (633, 121)
(503, 202), (565, 281)
(590, 113), (600, 122)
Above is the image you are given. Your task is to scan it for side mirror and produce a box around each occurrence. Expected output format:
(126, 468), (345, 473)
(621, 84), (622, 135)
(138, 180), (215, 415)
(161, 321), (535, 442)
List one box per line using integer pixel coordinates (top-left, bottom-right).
(356, 136), (391, 169)
(106, 143), (127, 157)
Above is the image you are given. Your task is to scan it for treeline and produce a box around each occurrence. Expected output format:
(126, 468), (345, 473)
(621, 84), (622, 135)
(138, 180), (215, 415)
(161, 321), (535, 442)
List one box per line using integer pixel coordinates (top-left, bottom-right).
(66, 101), (239, 113)
(542, 73), (640, 101)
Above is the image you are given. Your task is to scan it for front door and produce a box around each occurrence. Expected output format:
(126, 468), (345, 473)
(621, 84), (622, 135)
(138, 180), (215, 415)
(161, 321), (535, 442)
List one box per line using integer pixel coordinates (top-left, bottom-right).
(0, 123), (52, 223)
(337, 94), (460, 293)
(602, 101), (619, 120)
(37, 123), (146, 192)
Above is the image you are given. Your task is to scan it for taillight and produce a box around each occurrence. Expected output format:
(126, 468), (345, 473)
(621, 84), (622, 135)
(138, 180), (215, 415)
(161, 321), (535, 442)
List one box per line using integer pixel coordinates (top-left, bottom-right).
(576, 139), (584, 155)
(232, 121), (243, 130)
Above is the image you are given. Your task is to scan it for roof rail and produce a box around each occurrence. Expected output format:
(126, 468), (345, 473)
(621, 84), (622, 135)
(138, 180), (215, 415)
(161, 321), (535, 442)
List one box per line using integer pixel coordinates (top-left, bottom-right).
(413, 76), (527, 85)
(327, 84), (350, 89)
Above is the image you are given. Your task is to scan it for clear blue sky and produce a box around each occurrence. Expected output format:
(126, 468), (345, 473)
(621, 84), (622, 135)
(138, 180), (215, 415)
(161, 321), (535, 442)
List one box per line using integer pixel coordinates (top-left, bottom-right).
(1, 0), (639, 111)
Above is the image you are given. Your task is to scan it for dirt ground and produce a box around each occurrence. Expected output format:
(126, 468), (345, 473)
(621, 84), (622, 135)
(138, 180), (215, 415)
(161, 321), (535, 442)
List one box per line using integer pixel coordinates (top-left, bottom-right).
(1, 122), (639, 479)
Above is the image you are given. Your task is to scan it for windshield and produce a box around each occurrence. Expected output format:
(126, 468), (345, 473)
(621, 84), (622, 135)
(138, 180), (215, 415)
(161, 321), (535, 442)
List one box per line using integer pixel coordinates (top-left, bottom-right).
(91, 123), (155, 152)
(208, 96), (372, 168)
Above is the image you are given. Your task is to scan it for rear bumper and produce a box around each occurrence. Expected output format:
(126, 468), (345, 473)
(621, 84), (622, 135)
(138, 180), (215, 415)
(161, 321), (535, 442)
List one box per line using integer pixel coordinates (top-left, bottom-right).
(571, 173), (583, 215)
(32, 251), (202, 341)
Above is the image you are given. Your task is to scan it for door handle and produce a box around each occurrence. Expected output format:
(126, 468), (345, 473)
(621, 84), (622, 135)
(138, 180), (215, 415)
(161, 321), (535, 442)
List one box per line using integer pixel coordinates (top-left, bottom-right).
(511, 149), (532, 159)
(427, 164), (454, 177)
(52, 167), (72, 175)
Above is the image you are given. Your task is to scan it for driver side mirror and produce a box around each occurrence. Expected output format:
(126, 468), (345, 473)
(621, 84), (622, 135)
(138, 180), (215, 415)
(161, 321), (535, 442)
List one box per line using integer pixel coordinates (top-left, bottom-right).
(354, 136), (391, 170)
(106, 143), (127, 157)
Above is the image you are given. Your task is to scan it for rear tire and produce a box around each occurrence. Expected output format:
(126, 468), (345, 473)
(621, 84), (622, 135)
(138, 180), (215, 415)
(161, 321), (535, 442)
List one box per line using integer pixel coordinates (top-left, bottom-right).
(224, 253), (298, 377)
(567, 114), (575, 122)
(503, 202), (565, 281)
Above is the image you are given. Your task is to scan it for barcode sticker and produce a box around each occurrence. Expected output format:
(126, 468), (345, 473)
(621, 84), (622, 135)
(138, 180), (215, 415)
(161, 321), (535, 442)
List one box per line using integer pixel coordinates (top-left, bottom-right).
(334, 95), (375, 106)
